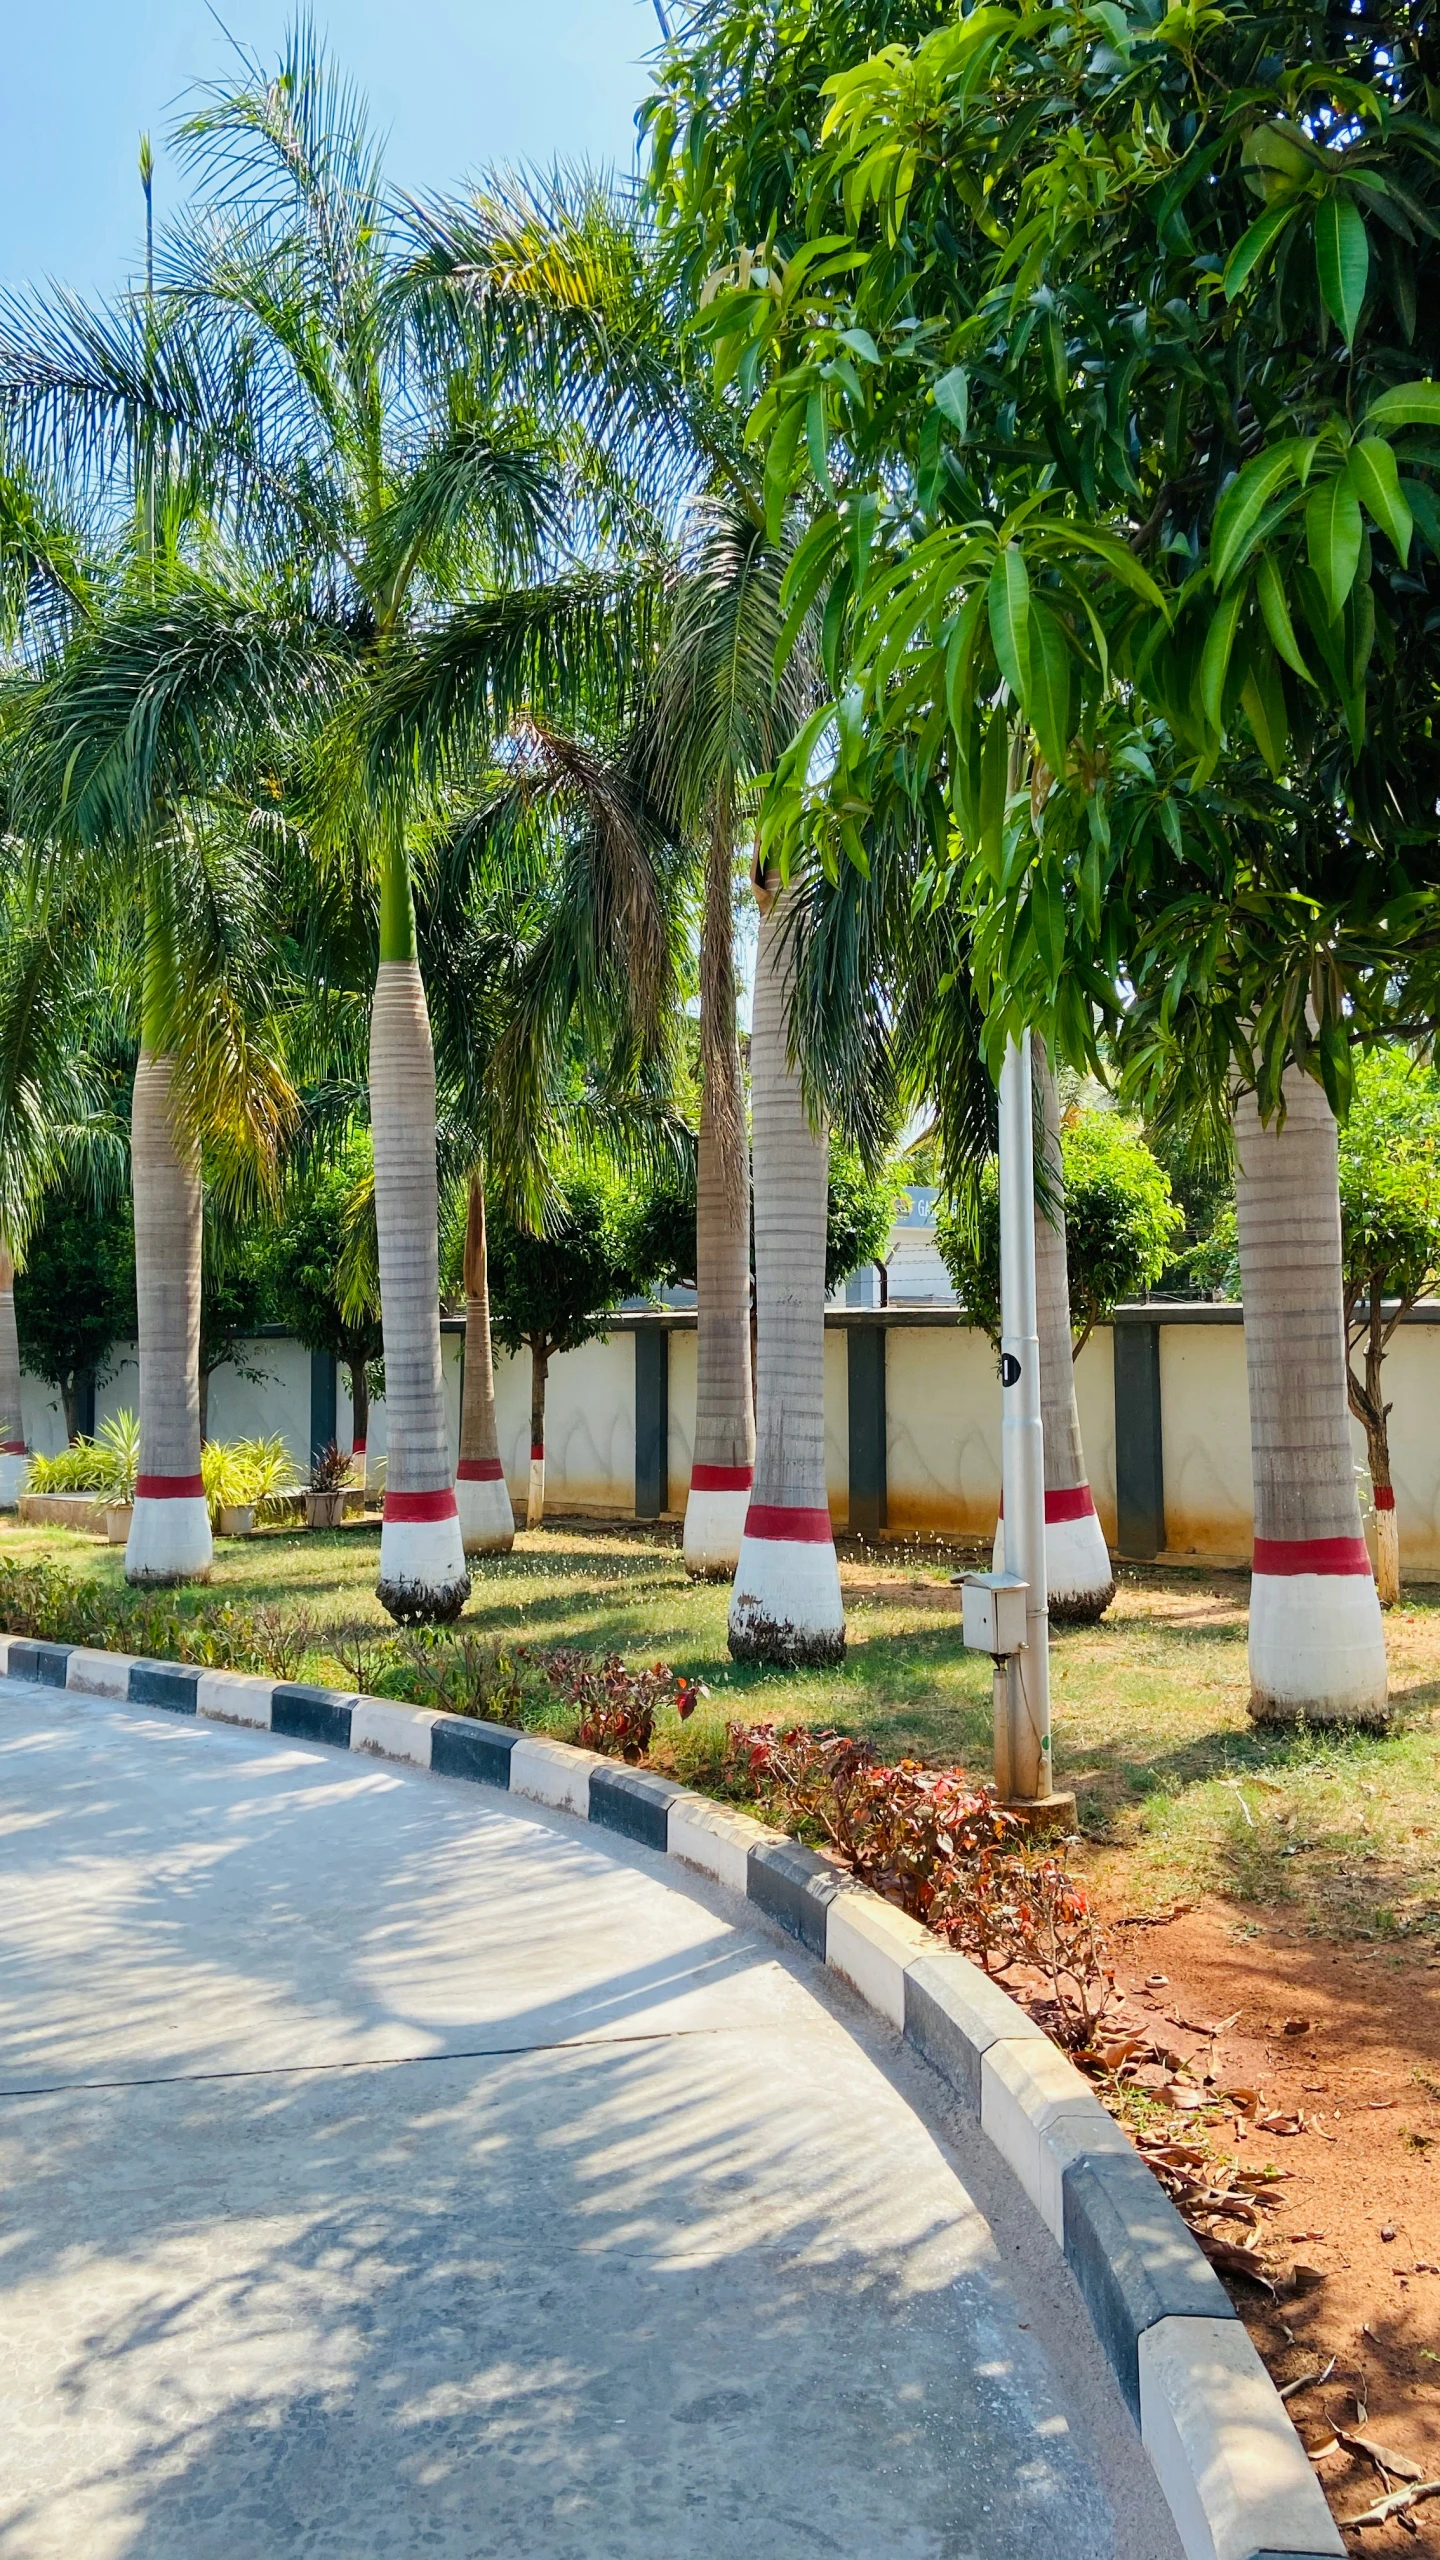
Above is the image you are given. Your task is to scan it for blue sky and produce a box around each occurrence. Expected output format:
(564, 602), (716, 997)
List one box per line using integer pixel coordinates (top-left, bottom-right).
(0, 2), (660, 297)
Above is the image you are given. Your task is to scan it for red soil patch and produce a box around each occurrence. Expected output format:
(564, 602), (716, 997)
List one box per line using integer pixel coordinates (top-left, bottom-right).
(1094, 1896), (1440, 2549)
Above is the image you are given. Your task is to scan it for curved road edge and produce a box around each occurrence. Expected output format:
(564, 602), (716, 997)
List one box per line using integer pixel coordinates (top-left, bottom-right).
(0, 1629), (1342, 2560)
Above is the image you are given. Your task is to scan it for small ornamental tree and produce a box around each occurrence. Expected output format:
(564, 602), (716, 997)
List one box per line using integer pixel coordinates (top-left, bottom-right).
(1337, 1049), (1440, 1604)
(617, 1141), (905, 1299)
(936, 1114), (1179, 1353)
(197, 1225), (279, 1441)
(265, 1148), (384, 1461)
(15, 1180), (137, 1440)
(488, 1172), (650, 1528)
(826, 1145), (907, 1297)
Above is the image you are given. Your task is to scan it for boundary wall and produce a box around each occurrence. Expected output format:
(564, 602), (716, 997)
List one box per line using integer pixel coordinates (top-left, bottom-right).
(20, 1302), (1440, 1573)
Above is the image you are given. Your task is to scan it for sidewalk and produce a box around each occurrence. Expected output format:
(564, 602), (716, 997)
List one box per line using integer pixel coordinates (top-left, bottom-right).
(0, 1681), (1178, 2560)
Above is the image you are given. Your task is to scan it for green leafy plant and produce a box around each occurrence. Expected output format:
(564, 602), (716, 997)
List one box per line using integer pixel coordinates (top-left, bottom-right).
(201, 1434), (298, 1523)
(97, 1411), (140, 1503)
(25, 1408), (141, 1501)
(547, 1649), (699, 1761)
(937, 1113), (1180, 1351)
(306, 1441), (352, 1497)
(728, 1723), (1115, 2046)
(24, 1441), (112, 1494)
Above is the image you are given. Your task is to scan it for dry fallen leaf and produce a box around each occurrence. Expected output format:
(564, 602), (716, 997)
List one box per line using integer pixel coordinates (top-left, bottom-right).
(1282, 2016), (1311, 2036)
(1337, 2433), (1426, 2483)
(1256, 2111), (1305, 2135)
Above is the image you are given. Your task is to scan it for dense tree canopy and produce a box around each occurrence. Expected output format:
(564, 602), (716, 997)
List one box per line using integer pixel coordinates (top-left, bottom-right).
(936, 1107), (1179, 1348)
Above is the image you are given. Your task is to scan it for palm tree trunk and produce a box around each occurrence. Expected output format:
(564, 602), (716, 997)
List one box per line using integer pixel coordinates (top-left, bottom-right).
(1234, 1068), (1387, 1724)
(456, 1171), (514, 1554)
(0, 1240), (26, 1507)
(370, 879), (469, 1621)
(728, 870), (844, 1664)
(527, 1340), (548, 1529)
(685, 824), (754, 1574)
(125, 1051), (212, 1583)
(997, 1039), (1114, 1620)
(347, 1353), (370, 1490)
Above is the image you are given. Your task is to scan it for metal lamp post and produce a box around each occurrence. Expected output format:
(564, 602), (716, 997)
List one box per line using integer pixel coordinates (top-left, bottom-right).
(996, 1032), (1053, 1803)
(962, 1033), (1073, 1828)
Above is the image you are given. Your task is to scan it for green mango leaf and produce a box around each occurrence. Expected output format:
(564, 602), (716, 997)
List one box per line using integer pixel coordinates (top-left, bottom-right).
(837, 326), (881, 363)
(1026, 600), (1072, 779)
(1241, 644), (1289, 776)
(1406, 477), (1440, 558)
(1314, 194), (1369, 346)
(1222, 202), (1298, 302)
(1029, 860), (1066, 984)
(1363, 381), (1440, 433)
(763, 399), (807, 542)
(934, 364), (969, 435)
(1305, 471), (1364, 620)
(978, 706), (1009, 872)
(1211, 441), (1307, 586)
(1256, 550), (1314, 683)
(1347, 436), (1413, 560)
(1199, 583), (1244, 734)
(943, 586), (987, 742)
(987, 545), (1031, 705)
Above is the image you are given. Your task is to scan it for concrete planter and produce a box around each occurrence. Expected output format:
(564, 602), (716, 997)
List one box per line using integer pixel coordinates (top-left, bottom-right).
(103, 1503), (134, 1546)
(18, 1492), (107, 1534)
(304, 1492), (346, 1530)
(218, 1505), (255, 1538)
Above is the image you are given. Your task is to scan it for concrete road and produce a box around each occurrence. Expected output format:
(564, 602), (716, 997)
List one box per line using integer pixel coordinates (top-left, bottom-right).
(0, 1682), (1180, 2560)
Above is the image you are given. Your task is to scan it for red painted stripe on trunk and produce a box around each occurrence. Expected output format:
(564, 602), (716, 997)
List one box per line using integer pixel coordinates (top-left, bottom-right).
(383, 1489), (459, 1524)
(690, 1463), (754, 1492)
(743, 1502), (834, 1544)
(1252, 1534), (1372, 1577)
(1373, 1484), (1396, 1511)
(0, 1440), (25, 1455)
(998, 1485), (1097, 1524)
(351, 1441), (367, 1457)
(457, 1458), (505, 1482)
(135, 1474), (205, 1500)
(530, 1444), (544, 1463)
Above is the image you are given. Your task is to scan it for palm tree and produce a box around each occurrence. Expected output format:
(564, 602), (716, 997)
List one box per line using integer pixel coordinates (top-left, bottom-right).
(644, 509), (810, 1574)
(398, 178), (768, 1574)
(0, 34), (606, 1614)
(728, 866), (844, 1662)
(416, 724), (689, 1547)
(1234, 1068), (1388, 1726)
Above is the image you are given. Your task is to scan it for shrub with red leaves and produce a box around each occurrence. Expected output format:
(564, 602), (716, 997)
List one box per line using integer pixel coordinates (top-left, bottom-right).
(547, 1650), (699, 1762)
(729, 1723), (1113, 2047)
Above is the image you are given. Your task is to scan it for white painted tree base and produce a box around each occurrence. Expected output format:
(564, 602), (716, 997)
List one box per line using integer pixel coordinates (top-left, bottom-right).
(456, 1473), (515, 1555)
(684, 1485), (750, 1577)
(1249, 1572), (1389, 1725)
(377, 1512), (471, 1623)
(526, 1457), (544, 1530)
(0, 1452), (26, 1509)
(125, 1497), (213, 1586)
(728, 1532), (846, 1665)
(1374, 1503), (1399, 1607)
(992, 1501), (1115, 1620)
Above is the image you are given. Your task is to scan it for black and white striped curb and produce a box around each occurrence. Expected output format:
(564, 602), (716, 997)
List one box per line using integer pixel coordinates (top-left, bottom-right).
(3, 1636), (1342, 2560)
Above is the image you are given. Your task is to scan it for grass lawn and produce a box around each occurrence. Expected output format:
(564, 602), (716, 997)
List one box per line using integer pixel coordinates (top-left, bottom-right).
(5, 1512), (1438, 1949)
